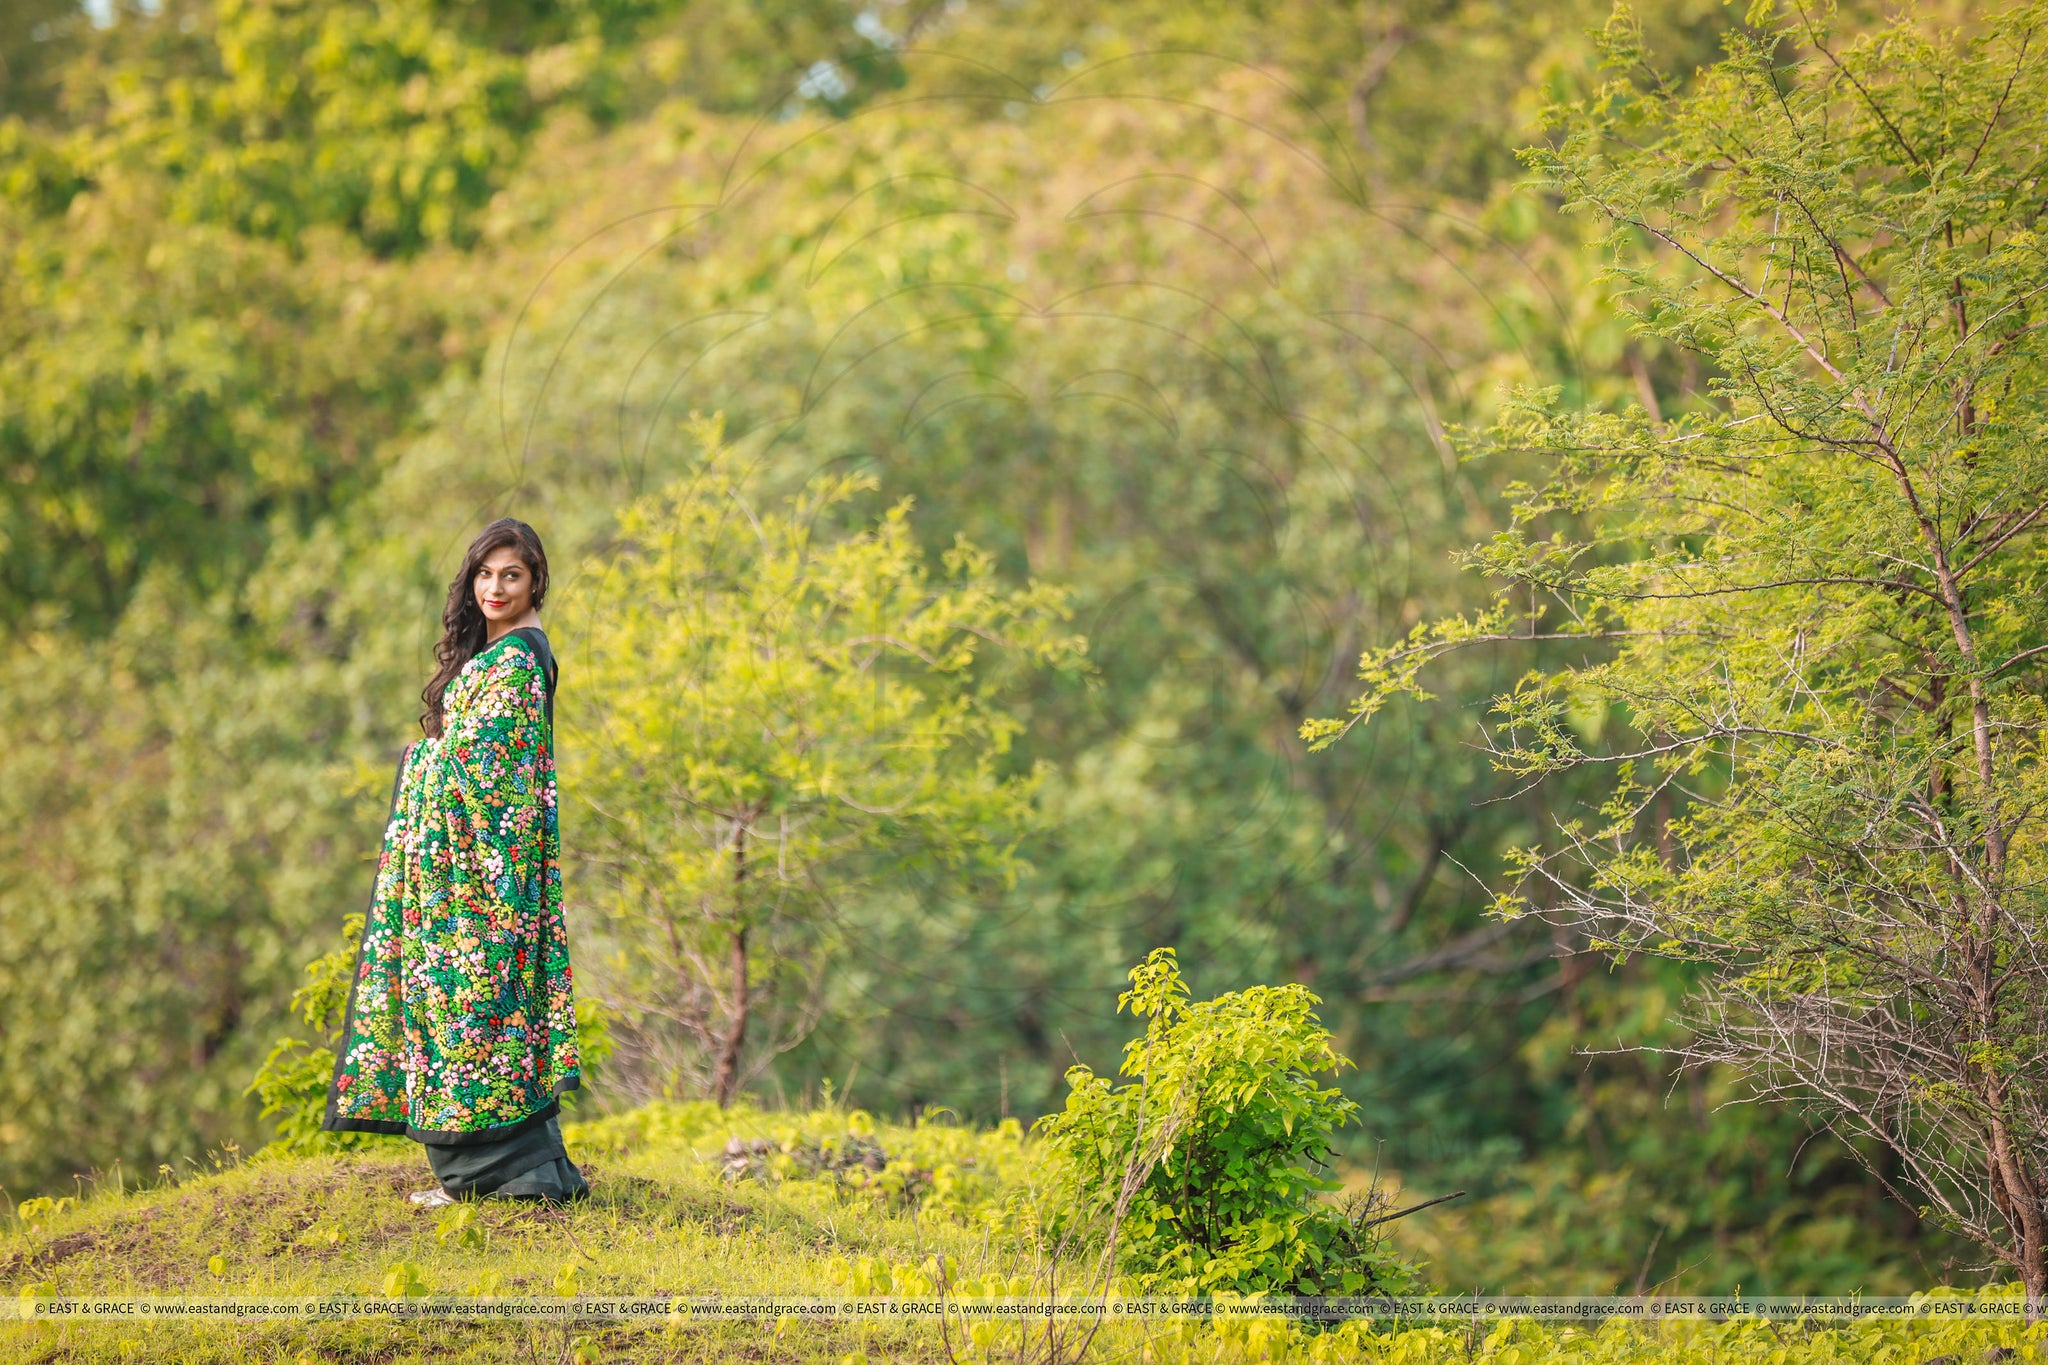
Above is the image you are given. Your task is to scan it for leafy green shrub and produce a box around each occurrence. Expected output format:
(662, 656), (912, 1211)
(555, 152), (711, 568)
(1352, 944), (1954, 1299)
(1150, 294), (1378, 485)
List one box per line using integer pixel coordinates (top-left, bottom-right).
(243, 913), (396, 1157)
(1036, 948), (1422, 1296)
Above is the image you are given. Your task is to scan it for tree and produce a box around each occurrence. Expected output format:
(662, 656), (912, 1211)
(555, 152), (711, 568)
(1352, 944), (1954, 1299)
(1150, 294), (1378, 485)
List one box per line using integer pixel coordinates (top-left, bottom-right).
(1307, 0), (2048, 1307)
(567, 417), (1086, 1107)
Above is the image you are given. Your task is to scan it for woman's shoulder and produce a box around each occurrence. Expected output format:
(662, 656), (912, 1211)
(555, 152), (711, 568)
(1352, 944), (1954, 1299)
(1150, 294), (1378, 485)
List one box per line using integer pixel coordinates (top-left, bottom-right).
(482, 626), (552, 671)
(480, 628), (557, 698)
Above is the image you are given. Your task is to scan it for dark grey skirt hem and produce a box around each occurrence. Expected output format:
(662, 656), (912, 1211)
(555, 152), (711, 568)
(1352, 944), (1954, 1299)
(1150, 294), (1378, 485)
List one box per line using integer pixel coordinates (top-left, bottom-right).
(423, 1114), (590, 1204)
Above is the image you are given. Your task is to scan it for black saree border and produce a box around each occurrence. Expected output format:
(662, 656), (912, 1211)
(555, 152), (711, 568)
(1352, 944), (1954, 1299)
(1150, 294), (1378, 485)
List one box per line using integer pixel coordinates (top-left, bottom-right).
(497, 625), (557, 732)
(404, 1074), (583, 1147)
(321, 1076), (582, 1143)
(320, 740), (416, 1138)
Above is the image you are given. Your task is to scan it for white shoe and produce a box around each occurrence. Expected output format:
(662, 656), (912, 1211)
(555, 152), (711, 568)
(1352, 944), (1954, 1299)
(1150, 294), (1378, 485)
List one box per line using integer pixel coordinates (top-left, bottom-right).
(408, 1187), (456, 1207)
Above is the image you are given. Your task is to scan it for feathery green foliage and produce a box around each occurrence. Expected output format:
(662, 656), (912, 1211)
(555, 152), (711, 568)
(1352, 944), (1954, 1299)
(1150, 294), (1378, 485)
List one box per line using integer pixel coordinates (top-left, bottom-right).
(1311, 0), (2048, 1303)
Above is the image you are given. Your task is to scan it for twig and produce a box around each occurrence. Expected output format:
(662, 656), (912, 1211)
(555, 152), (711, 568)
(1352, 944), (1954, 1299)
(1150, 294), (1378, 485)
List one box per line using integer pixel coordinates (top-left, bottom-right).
(1357, 1189), (1467, 1228)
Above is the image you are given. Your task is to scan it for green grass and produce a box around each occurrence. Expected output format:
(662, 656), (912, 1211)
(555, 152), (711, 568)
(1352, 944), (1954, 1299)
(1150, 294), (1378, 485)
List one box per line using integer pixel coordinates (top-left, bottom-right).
(0, 1102), (1006, 1363)
(4, 1102), (2045, 1363)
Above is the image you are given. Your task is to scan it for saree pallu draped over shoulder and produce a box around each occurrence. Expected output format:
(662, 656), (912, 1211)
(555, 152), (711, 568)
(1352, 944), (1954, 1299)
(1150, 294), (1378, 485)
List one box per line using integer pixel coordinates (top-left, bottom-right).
(322, 628), (583, 1155)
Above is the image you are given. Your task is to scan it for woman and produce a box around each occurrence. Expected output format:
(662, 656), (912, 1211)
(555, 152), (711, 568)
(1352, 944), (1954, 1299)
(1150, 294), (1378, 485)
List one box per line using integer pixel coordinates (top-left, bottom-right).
(321, 518), (588, 1206)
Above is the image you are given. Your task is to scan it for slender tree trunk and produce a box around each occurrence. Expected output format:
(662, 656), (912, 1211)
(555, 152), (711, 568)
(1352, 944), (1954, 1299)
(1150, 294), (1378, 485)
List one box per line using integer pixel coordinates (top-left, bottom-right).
(1931, 271), (2039, 1314)
(1347, 5), (1408, 199)
(1987, 1102), (2047, 1320)
(1895, 457), (2039, 1314)
(2027, 1244), (2046, 1325)
(1875, 268), (2048, 1312)
(711, 926), (749, 1107)
(711, 819), (750, 1107)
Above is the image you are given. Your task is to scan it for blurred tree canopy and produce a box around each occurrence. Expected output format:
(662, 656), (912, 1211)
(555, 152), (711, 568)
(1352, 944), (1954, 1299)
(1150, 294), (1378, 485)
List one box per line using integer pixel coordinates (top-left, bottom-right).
(0, 0), (1991, 1294)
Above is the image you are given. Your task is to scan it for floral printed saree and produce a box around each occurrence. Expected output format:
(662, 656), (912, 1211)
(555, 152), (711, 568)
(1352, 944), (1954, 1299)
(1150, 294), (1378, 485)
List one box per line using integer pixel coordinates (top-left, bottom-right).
(322, 627), (582, 1145)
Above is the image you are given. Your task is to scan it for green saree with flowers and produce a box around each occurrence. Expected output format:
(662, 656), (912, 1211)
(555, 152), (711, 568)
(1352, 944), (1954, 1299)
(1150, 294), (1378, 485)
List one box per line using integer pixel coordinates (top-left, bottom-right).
(322, 627), (583, 1187)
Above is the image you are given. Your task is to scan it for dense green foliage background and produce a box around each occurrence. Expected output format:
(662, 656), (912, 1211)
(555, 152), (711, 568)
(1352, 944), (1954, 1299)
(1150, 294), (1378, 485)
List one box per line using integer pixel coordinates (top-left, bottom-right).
(0, 0), (1992, 1295)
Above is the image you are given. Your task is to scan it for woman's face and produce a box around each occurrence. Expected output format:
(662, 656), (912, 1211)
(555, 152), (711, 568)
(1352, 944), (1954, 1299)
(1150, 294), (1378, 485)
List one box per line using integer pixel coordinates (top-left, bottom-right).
(474, 546), (537, 628)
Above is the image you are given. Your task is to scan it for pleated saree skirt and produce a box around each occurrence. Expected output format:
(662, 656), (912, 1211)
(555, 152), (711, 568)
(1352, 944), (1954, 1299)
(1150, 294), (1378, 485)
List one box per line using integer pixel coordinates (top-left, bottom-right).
(423, 1114), (590, 1202)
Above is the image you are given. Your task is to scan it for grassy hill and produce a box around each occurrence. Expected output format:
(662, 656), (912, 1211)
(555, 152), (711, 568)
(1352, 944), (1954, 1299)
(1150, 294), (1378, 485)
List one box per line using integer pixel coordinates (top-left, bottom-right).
(5, 1102), (2042, 1364)
(4, 1103), (1015, 1363)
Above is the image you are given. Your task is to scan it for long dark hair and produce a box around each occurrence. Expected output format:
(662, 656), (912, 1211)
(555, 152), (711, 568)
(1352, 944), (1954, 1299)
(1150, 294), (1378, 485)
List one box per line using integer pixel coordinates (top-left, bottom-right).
(420, 518), (550, 738)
